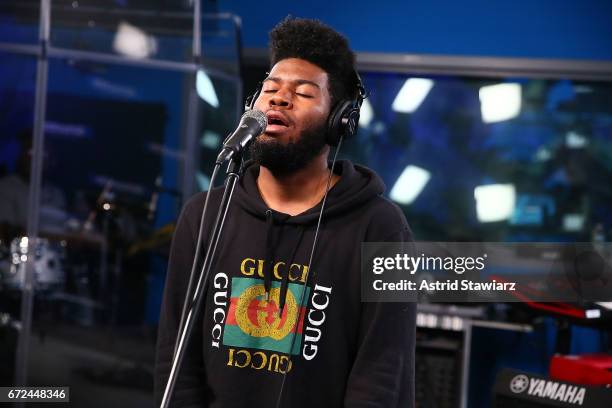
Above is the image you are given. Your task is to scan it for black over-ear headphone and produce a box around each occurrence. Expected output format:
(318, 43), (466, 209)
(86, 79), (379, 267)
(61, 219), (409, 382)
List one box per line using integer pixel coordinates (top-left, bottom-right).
(245, 69), (366, 147)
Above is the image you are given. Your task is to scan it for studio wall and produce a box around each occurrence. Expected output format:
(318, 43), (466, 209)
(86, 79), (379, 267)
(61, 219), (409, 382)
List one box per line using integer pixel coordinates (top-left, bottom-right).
(218, 0), (612, 61)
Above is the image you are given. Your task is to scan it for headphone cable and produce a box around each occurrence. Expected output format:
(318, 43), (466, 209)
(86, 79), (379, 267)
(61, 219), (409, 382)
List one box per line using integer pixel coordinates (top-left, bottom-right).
(274, 135), (344, 408)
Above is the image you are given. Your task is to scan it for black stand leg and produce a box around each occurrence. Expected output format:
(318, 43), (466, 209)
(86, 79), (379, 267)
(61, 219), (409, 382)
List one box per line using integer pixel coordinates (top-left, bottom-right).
(160, 154), (243, 408)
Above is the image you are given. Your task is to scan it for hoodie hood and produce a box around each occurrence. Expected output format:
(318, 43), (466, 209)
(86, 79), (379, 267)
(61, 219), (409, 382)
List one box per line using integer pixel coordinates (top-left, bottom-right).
(233, 159), (386, 224)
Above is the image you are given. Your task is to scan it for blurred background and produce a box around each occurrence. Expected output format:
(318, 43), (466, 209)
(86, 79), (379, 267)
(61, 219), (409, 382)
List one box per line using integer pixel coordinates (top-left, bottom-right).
(0, 1), (611, 407)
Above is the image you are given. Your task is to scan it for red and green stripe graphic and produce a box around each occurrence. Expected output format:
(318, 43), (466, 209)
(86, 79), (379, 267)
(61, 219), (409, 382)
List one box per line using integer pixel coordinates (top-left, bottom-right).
(222, 277), (309, 355)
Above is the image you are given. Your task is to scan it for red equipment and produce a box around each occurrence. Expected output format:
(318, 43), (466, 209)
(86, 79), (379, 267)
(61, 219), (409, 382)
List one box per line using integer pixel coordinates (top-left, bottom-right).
(550, 353), (612, 386)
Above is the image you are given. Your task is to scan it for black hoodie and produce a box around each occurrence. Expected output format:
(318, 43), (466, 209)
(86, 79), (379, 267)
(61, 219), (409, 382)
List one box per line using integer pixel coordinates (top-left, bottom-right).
(155, 160), (416, 408)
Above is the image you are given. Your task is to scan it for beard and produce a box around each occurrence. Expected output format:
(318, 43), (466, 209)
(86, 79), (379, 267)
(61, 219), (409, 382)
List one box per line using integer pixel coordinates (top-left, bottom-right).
(249, 119), (328, 177)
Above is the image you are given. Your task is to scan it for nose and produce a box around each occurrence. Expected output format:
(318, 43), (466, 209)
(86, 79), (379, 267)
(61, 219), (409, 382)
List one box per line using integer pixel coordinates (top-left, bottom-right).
(269, 88), (292, 109)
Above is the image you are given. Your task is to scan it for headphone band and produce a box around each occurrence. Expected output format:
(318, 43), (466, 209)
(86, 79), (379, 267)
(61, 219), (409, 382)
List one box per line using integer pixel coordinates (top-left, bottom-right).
(353, 70), (367, 106)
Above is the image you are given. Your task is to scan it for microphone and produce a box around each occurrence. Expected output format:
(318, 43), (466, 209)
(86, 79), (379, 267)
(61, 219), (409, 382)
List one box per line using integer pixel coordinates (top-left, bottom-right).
(216, 109), (267, 164)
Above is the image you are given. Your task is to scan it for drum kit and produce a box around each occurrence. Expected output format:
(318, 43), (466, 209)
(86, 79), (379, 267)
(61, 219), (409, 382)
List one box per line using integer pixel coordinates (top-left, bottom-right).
(0, 176), (178, 322)
(0, 236), (65, 292)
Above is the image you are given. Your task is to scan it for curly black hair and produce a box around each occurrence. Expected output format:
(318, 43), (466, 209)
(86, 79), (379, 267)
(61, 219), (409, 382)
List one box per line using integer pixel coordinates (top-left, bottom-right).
(269, 17), (356, 108)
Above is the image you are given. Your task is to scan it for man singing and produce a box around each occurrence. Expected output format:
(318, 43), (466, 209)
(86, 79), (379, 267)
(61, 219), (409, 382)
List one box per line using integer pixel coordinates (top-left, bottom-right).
(155, 17), (416, 407)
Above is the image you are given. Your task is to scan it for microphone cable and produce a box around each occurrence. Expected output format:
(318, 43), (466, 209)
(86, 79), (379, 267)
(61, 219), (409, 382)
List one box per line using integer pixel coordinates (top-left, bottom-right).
(172, 162), (221, 358)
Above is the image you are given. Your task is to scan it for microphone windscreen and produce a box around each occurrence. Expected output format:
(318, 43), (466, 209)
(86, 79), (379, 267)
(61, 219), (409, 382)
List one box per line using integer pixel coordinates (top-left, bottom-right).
(242, 109), (267, 134)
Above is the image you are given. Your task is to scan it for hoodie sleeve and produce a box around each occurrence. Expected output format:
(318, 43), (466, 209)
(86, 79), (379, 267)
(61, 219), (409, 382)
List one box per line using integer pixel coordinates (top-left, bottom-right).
(344, 203), (416, 408)
(154, 195), (208, 407)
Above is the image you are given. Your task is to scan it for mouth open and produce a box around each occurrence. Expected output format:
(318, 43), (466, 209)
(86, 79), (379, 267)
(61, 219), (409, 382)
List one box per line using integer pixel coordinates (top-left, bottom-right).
(265, 112), (290, 134)
(268, 118), (288, 126)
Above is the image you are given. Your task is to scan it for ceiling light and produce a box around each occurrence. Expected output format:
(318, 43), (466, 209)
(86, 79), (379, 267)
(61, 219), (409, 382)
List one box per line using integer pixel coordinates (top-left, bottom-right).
(113, 22), (157, 59)
(389, 165), (431, 205)
(358, 99), (374, 128)
(196, 70), (219, 108)
(391, 78), (434, 113)
(566, 131), (588, 148)
(474, 184), (516, 222)
(201, 131), (221, 149)
(479, 83), (521, 123)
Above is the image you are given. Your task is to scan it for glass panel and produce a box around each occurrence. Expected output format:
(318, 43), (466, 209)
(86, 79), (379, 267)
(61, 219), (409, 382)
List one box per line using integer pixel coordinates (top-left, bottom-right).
(25, 56), (191, 406)
(192, 14), (243, 192)
(50, 2), (195, 63)
(201, 14), (241, 76)
(345, 73), (612, 242)
(192, 70), (243, 193)
(0, 51), (37, 385)
(0, 1), (39, 45)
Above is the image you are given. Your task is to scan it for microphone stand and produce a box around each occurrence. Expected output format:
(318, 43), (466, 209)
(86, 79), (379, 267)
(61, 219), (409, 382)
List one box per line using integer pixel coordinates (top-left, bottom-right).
(160, 151), (244, 408)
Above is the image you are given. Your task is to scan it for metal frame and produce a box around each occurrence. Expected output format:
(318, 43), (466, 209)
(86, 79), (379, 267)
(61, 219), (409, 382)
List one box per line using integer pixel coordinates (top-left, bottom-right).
(3, 2), (243, 39)
(357, 52), (612, 81)
(0, 0), (243, 392)
(0, 42), (239, 79)
(460, 321), (472, 408)
(243, 47), (612, 82)
(14, 0), (51, 392)
(460, 320), (536, 408)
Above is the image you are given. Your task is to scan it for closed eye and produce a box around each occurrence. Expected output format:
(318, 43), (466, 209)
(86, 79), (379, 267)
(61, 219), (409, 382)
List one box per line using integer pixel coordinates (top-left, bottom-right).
(296, 93), (313, 98)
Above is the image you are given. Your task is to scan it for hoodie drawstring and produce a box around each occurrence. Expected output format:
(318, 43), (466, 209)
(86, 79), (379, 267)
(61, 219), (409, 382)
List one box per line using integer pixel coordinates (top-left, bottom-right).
(263, 209), (274, 301)
(263, 209), (306, 317)
(278, 228), (305, 317)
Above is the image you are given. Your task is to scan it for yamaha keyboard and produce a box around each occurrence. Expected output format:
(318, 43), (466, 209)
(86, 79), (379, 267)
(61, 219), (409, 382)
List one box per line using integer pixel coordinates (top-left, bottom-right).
(493, 368), (612, 408)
